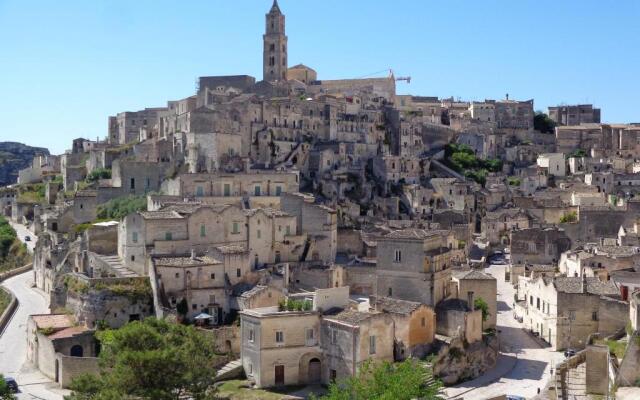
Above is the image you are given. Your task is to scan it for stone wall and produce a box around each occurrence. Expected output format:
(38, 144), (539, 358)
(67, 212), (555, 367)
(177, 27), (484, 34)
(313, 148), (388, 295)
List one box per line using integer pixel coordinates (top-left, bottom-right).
(56, 354), (100, 388)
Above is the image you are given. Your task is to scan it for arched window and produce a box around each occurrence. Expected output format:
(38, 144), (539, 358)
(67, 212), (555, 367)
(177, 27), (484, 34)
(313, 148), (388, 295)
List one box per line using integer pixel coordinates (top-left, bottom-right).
(70, 345), (83, 357)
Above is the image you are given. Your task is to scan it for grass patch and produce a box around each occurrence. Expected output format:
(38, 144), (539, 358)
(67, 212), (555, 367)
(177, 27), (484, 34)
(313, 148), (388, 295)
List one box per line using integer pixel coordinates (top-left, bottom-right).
(216, 380), (301, 400)
(595, 339), (627, 359)
(0, 287), (11, 316)
(97, 195), (147, 220)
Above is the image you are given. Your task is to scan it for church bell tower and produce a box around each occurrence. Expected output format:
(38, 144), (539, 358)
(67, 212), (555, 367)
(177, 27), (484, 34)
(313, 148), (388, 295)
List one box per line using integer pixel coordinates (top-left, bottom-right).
(263, 0), (288, 82)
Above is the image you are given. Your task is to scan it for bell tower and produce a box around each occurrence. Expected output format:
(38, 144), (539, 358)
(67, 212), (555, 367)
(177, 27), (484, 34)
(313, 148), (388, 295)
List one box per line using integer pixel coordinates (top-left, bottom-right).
(263, 0), (288, 82)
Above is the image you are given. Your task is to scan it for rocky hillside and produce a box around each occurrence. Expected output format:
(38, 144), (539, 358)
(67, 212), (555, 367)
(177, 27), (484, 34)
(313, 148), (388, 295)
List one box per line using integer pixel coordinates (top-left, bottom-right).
(0, 142), (49, 186)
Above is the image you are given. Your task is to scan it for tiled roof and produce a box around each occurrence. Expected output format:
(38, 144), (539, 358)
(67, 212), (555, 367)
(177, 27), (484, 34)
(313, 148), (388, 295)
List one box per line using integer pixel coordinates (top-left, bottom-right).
(457, 269), (495, 280)
(553, 277), (619, 296)
(215, 245), (246, 254)
(32, 314), (74, 330)
(139, 210), (183, 220)
(325, 310), (374, 325)
(385, 228), (449, 240)
(371, 296), (422, 315)
(47, 326), (90, 340)
(154, 255), (221, 267)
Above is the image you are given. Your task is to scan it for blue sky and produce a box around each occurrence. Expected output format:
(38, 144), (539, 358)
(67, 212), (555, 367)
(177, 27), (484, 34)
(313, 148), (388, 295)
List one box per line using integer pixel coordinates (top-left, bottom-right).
(0, 0), (638, 154)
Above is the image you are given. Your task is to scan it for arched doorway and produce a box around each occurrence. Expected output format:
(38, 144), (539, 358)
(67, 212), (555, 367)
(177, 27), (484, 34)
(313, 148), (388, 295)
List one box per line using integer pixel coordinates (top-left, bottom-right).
(308, 358), (321, 384)
(70, 345), (83, 357)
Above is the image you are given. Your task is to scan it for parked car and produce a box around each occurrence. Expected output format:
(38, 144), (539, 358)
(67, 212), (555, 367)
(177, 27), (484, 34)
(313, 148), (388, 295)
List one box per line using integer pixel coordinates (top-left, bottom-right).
(24, 235), (31, 242)
(3, 376), (18, 393)
(564, 349), (577, 358)
(506, 396), (525, 400)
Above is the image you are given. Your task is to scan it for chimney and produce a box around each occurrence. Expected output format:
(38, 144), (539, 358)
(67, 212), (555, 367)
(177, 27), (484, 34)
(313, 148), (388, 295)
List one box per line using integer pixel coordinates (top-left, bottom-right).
(190, 248), (196, 260)
(467, 291), (475, 311)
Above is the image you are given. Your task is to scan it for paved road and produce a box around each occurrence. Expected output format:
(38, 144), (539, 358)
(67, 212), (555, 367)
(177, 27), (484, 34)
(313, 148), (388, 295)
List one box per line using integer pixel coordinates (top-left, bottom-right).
(444, 264), (565, 399)
(1, 223), (66, 399)
(8, 221), (36, 253)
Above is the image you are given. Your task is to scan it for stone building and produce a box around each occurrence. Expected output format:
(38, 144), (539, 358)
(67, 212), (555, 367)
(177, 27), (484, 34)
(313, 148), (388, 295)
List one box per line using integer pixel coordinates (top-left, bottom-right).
(450, 269), (498, 329)
(510, 227), (572, 266)
(517, 275), (626, 350)
(548, 104), (601, 126)
(369, 296), (436, 360)
(376, 229), (461, 306)
(287, 64), (317, 84)
(26, 314), (99, 388)
(482, 208), (530, 246)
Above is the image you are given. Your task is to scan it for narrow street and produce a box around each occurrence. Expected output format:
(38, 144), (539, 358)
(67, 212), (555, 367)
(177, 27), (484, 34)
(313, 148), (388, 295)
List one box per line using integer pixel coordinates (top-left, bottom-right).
(1, 223), (66, 399)
(444, 264), (565, 399)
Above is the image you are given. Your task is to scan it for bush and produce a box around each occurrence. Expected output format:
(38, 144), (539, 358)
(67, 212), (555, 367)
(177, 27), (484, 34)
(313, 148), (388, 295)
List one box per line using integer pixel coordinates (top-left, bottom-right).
(559, 211), (577, 223)
(96, 195), (147, 220)
(86, 168), (111, 182)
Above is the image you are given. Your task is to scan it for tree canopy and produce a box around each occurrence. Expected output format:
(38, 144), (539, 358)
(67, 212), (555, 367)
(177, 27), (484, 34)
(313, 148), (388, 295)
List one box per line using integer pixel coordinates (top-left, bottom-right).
(96, 195), (147, 220)
(319, 359), (443, 400)
(65, 318), (219, 400)
(534, 111), (556, 134)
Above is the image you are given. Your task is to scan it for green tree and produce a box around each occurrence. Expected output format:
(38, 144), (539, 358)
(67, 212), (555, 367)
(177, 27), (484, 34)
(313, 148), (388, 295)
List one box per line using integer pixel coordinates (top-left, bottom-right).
(534, 111), (556, 134)
(0, 374), (16, 400)
(320, 359), (443, 400)
(65, 318), (219, 400)
(474, 297), (490, 322)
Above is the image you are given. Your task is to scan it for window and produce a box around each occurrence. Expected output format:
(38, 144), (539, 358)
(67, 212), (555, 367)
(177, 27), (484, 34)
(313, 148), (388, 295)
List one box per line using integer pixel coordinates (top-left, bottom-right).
(249, 329), (255, 342)
(257, 229), (261, 239)
(306, 328), (314, 342)
(175, 272), (180, 278)
(286, 226), (291, 235)
(132, 232), (138, 243)
(130, 178), (135, 190)
(165, 232), (172, 241)
(232, 222), (240, 234)
(388, 287), (392, 296)
(275, 186), (282, 196)
(223, 183), (231, 197)
(192, 304), (197, 310)
(592, 311), (598, 321)
(209, 294), (216, 304)
(254, 186), (261, 196)
(394, 249), (402, 263)
(569, 310), (576, 321)
(196, 186), (204, 197)
(369, 335), (376, 355)
(130, 255), (135, 262)
(236, 268), (241, 278)
(536, 298), (540, 310)
(275, 331), (284, 343)
(200, 224), (206, 237)
(421, 317), (426, 327)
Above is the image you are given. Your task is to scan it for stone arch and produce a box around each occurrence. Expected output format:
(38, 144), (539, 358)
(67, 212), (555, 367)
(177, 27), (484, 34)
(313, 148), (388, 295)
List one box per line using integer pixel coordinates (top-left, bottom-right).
(298, 352), (323, 384)
(70, 344), (83, 357)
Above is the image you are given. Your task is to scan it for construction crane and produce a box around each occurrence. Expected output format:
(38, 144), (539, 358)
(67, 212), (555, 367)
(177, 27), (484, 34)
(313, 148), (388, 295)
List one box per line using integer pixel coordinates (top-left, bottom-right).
(356, 68), (411, 84)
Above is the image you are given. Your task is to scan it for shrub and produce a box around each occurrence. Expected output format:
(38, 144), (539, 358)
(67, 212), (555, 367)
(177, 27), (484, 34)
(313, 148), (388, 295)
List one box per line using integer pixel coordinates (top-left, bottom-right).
(86, 168), (111, 182)
(96, 195), (147, 220)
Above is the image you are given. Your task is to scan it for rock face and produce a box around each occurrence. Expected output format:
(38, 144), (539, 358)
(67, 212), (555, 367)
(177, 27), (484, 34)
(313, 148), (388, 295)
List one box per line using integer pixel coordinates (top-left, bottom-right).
(0, 142), (49, 186)
(434, 335), (499, 385)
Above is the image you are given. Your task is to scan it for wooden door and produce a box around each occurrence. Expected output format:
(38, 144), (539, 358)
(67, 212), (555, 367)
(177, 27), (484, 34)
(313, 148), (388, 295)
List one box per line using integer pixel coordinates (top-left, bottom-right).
(275, 365), (285, 386)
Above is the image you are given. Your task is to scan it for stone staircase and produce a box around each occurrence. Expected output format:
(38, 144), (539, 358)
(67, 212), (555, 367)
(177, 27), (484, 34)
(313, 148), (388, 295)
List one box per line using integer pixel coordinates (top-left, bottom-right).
(99, 255), (138, 277)
(215, 359), (243, 382)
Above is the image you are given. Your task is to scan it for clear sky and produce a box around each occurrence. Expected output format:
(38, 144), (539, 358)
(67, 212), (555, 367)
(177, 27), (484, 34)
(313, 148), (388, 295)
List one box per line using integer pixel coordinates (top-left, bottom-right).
(1, 0), (638, 154)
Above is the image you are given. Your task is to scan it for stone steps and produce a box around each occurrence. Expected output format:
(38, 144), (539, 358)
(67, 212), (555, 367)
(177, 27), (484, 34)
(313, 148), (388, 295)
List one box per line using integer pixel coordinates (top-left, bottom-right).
(215, 359), (243, 381)
(99, 255), (138, 277)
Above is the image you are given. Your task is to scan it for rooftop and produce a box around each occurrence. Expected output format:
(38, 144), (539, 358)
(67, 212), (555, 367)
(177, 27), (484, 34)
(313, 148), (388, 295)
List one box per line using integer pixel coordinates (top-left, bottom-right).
(153, 255), (221, 267)
(31, 314), (74, 330)
(371, 296), (423, 315)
